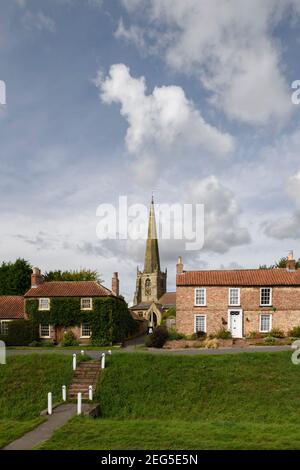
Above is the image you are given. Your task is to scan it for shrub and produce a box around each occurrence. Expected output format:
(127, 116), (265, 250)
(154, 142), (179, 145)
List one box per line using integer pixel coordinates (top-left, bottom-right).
(28, 340), (41, 347)
(167, 328), (186, 341)
(246, 331), (262, 339)
(268, 328), (285, 338)
(145, 326), (168, 348)
(288, 326), (300, 338)
(216, 328), (232, 340)
(61, 330), (79, 347)
(5, 320), (39, 346)
(264, 336), (277, 344)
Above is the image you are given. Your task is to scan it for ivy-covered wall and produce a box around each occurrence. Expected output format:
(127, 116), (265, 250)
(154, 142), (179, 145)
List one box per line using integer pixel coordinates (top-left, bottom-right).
(26, 296), (138, 345)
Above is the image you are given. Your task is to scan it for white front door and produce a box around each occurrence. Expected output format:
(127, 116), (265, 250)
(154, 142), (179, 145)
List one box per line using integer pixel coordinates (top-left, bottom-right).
(228, 309), (243, 338)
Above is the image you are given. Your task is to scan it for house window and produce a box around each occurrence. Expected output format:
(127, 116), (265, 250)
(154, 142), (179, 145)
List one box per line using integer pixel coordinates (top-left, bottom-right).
(0, 320), (10, 335)
(80, 298), (93, 310)
(81, 322), (91, 338)
(194, 288), (206, 306)
(260, 314), (272, 333)
(39, 298), (50, 311)
(229, 288), (240, 306)
(194, 315), (206, 333)
(39, 324), (50, 338)
(260, 288), (272, 306)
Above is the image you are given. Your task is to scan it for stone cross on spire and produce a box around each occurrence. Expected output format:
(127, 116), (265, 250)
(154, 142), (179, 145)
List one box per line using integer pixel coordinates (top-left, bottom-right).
(143, 196), (160, 273)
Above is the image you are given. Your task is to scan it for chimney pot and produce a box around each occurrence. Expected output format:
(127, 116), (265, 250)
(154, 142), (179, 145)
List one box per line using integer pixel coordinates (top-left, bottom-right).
(112, 272), (119, 296)
(287, 252), (296, 272)
(31, 267), (44, 288)
(176, 256), (184, 275)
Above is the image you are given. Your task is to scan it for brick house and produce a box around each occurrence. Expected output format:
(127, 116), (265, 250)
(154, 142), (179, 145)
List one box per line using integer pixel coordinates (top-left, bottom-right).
(176, 253), (300, 338)
(0, 296), (25, 336)
(24, 268), (126, 343)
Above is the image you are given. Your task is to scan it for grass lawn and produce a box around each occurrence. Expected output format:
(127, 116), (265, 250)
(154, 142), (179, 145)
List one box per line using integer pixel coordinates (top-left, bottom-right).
(38, 351), (300, 450)
(0, 354), (79, 448)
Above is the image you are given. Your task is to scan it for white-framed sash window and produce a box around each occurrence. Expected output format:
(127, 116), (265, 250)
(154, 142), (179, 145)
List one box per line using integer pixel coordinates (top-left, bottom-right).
(194, 288), (206, 306)
(260, 288), (272, 306)
(80, 298), (93, 310)
(194, 314), (207, 333)
(39, 298), (50, 311)
(81, 322), (91, 338)
(229, 288), (240, 306)
(0, 320), (10, 335)
(39, 323), (50, 338)
(259, 314), (272, 333)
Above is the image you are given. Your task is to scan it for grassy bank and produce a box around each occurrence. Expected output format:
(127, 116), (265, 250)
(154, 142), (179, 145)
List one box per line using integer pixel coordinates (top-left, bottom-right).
(39, 351), (300, 449)
(0, 354), (77, 448)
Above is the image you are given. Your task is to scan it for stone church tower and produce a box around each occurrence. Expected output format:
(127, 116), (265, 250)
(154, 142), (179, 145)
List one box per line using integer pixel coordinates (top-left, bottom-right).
(133, 197), (167, 305)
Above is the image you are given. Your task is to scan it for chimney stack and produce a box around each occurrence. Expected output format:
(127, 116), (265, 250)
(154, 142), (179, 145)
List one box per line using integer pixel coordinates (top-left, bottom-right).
(287, 251), (296, 272)
(112, 272), (119, 296)
(176, 256), (184, 275)
(31, 267), (44, 288)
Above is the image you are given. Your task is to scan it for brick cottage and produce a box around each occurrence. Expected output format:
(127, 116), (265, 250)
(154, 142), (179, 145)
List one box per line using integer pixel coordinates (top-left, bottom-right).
(176, 253), (300, 338)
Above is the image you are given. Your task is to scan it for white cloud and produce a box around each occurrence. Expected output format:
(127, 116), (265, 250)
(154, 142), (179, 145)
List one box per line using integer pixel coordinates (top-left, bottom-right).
(95, 63), (234, 182)
(120, 0), (296, 125)
(187, 175), (251, 253)
(264, 171), (300, 239)
(22, 11), (56, 33)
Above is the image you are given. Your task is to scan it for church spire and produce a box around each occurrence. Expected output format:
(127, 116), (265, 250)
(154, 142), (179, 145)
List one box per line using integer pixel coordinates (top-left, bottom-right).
(144, 196), (160, 273)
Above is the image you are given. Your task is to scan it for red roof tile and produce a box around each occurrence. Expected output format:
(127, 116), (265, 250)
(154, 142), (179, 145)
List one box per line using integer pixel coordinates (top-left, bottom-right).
(0, 296), (25, 319)
(158, 292), (176, 306)
(176, 269), (300, 287)
(25, 281), (112, 298)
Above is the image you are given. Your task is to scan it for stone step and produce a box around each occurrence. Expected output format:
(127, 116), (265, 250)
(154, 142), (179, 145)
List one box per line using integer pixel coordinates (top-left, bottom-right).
(68, 360), (101, 400)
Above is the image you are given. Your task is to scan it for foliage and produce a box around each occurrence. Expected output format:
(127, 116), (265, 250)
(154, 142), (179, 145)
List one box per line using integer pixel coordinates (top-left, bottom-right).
(215, 328), (232, 339)
(26, 296), (138, 345)
(246, 331), (263, 339)
(0, 258), (32, 295)
(162, 306), (176, 323)
(263, 336), (277, 344)
(268, 328), (285, 338)
(44, 269), (103, 283)
(167, 328), (186, 340)
(61, 331), (79, 347)
(2, 320), (39, 346)
(259, 257), (300, 269)
(145, 326), (168, 348)
(288, 326), (300, 338)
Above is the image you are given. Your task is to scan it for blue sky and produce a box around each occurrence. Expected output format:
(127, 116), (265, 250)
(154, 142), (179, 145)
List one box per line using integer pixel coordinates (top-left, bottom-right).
(1, 0), (300, 302)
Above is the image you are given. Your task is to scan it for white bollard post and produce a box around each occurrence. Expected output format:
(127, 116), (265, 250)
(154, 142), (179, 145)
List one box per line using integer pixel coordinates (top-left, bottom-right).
(108, 350), (112, 355)
(77, 392), (82, 415)
(101, 353), (106, 369)
(62, 385), (66, 402)
(72, 353), (77, 371)
(81, 350), (85, 356)
(89, 385), (93, 401)
(48, 392), (52, 415)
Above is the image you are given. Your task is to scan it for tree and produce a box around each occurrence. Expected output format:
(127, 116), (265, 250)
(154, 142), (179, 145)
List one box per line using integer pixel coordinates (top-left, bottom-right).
(44, 269), (103, 283)
(259, 257), (300, 269)
(0, 259), (32, 295)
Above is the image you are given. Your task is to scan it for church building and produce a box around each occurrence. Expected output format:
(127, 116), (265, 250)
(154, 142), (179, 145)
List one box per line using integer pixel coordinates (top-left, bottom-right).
(130, 197), (175, 327)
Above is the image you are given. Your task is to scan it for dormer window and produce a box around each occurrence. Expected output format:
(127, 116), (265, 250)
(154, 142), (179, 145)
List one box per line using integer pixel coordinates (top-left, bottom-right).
(39, 298), (50, 311)
(81, 298), (93, 310)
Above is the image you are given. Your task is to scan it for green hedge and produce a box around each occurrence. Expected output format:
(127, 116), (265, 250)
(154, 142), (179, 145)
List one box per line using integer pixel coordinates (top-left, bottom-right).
(26, 296), (138, 345)
(0, 319), (39, 346)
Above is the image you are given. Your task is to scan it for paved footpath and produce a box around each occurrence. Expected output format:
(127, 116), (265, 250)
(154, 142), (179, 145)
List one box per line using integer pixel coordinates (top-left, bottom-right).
(6, 345), (291, 358)
(3, 403), (93, 450)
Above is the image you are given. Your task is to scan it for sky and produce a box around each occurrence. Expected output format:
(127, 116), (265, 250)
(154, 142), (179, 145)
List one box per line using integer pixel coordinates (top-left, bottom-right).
(1, 0), (300, 303)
